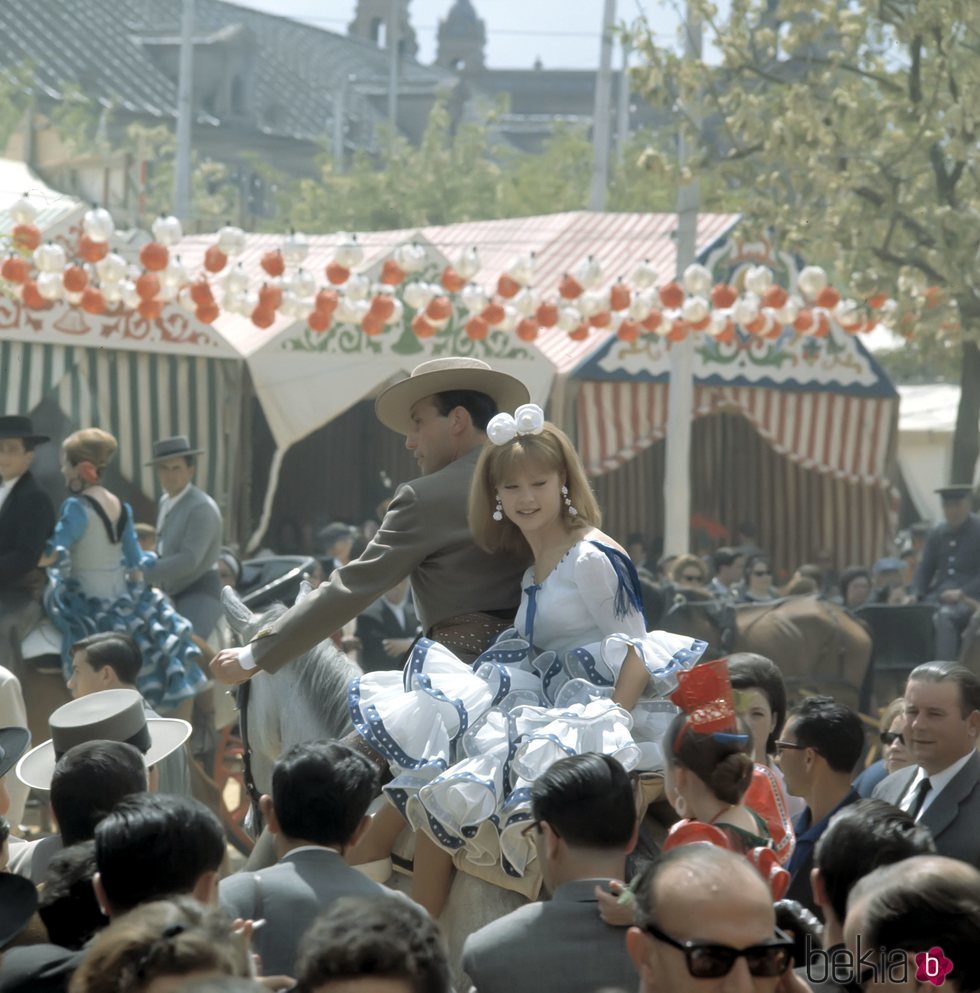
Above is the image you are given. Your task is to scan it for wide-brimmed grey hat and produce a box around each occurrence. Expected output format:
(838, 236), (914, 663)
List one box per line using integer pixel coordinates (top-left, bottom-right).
(0, 726), (30, 779)
(15, 689), (191, 792)
(145, 435), (204, 465)
(375, 357), (529, 435)
(935, 484), (974, 501)
(0, 415), (49, 445)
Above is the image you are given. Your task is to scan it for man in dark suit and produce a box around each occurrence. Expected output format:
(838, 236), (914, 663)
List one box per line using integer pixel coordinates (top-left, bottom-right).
(776, 696), (865, 917)
(219, 741), (406, 978)
(462, 753), (639, 993)
(142, 436), (224, 640)
(356, 577), (421, 673)
(0, 416), (55, 676)
(912, 484), (980, 659)
(211, 357), (530, 684)
(873, 662), (980, 868)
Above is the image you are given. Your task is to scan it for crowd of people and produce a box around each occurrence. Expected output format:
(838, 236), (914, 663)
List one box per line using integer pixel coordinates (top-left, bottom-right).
(1, 355), (979, 993)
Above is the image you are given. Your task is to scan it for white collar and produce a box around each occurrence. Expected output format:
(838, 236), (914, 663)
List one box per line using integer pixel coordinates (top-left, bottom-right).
(907, 749), (976, 799)
(0, 473), (23, 489)
(162, 483), (192, 506)
(280, 844), (343, 860)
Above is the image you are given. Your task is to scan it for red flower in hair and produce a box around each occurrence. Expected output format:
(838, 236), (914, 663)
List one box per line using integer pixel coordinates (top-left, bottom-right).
(77, 460), (99, 484)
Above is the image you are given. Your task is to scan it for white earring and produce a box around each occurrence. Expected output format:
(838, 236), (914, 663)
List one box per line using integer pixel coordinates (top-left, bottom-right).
(493, 495), (503, 522)
(561, 484), (578, 517)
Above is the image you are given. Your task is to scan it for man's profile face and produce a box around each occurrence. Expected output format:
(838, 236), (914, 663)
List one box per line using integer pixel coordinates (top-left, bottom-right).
(67, 650), (116, 698)
(155, 457), (194, 497)
(631, 865), (782, 993)
(405, 397), (455, 475)
(0, 438), (33, 483)
(904, 678), (979, 775)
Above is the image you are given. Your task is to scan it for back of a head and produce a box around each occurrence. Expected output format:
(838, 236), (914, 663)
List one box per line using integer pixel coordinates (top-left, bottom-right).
(787, 695), (865, 774)
(850, 857), (980, 992)
(712, 546), (738, 570)
(296, 895), (450, 993)
(530, 752), (635, 850)
(51, 740), (147, 846)
(666, 711), (754, 805)
(71, 632), (143, 686)
(814, 798), (936, 924)
(272, 741), (378, 847)
(95, 793), (225, 914)
(68, 896), (248, 993)
(39, 841), (109, 950)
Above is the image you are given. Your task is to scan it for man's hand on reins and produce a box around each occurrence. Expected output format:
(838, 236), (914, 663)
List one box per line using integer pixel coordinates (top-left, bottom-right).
(210, 646), (257, 684)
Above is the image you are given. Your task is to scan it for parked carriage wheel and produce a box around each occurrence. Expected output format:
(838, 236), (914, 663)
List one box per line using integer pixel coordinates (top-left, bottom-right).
(210, 723), (254, 856)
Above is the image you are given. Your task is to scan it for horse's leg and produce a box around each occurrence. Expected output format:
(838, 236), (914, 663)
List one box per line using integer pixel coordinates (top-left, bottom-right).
(411, 833), (455, 919)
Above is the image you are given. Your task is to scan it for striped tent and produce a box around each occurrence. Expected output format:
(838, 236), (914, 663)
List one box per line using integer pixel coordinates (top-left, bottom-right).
(574, 234), (900, 575)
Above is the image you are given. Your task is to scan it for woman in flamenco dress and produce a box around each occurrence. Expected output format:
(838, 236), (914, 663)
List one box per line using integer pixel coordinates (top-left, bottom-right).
(348, 404), (707, 914)
(40, 428), (206, 713)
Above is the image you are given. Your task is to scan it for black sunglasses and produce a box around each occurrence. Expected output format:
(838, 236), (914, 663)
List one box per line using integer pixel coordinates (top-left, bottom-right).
(680, 573), (704, 582)
(774, 740), (807, 754)
(643, 922), (793, 978)
(880, 730), (905, 746)
(752, 569), (772, 577)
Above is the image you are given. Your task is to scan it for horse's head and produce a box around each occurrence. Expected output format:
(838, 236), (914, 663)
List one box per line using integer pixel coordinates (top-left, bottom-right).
(221, 584), (310, 645)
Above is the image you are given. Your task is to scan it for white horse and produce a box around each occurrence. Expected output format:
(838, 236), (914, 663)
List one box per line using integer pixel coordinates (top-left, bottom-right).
(221, 584), (528, 987)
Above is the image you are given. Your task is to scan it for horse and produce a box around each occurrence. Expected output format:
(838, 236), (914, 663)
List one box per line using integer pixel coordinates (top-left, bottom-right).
(658, 592), (873, 711)
(222, 583), (527, 988)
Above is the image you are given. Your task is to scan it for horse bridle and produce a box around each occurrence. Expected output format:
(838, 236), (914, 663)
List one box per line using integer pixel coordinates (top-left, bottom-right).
(237, 679), (265, 836)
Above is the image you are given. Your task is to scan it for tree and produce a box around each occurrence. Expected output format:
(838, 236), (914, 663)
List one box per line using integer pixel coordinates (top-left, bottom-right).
(631, 0), (980, 479)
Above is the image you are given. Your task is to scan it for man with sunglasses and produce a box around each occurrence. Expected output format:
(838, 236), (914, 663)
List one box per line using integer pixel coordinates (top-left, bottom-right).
(626, 845), (802, 993)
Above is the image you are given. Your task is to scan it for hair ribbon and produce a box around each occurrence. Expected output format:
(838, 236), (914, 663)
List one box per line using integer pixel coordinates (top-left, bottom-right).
(487, 404), (546, 446)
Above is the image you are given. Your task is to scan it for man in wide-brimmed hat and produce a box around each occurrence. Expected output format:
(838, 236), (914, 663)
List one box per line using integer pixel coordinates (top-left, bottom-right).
(913, 484), (980, 659)
(142, 435), (224, 639)
(0, 415), (56, 677)
(211, 357), (531, 684)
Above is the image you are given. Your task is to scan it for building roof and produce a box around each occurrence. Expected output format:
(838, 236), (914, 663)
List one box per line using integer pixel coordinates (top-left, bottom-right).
(0, 0), (456, 145)
(0, 158), (84, 234)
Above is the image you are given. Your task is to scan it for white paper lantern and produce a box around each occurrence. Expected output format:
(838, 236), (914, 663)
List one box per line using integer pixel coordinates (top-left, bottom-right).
(11, 195), (37, 225)
(120, 280), (140, 310)
(345, 272), (370, 302)
(733, 293), (761, 326)
(557, 305), (583, 332)
(334, 295), (359, 324)
(386, 297), (405, 326)
(682, 263), (712, 296)
(103, 283), (123, 305)
(96, 253), (127, 285)
(575, 256), (603, 290)
(404, 282), (436, 311)
(681, 295), (709, 323)
(777, 295), (802, 324)
(632, 260), (658, 288)
(512, 286), (539, 318)
(36, 271), (62, 301)
(334, 234), (364, 269)
(578, 290), (604, 318)
(743, 265), (773, 296)
(151, 214), (183, 247)
(65, 290), (84, 305)
(177, 287), (194, 310)
(460, 283), (488, 314)
(217, 224), (246, 257)
(709, 309), (732, 336)
(83, 206), (115, 243)
(34, 243), (66, 273)
(797, 265), (828, 298)
(456, 246), (480, 280)
(223, 266), (249, 296)
(507, 254), (535, 287)
(162, 259), (188, 290)
(158, 282), (177, 303)
(394, 242), (428, 274)
(628, 294), (652, 322)
(501, 305), (519, 332)
(292, 269), (316, 300)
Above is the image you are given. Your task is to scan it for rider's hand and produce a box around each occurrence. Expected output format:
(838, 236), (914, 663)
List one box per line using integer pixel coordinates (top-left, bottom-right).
(383, 637), (414, 657)
(940, 588), (964, 605)
(210, 647), (256, 685)
(595, 880), (635, 927)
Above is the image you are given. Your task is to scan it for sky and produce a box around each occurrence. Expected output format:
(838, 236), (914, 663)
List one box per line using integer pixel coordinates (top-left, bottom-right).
(229, 0), (695, 70)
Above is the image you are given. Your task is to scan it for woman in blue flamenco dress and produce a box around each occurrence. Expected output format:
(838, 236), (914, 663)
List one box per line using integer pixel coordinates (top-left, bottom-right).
(348, 404), (707, 914)
(39, 428), (205, 713)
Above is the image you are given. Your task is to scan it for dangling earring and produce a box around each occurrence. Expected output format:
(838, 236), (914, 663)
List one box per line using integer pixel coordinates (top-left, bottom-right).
(561, 484), (577, 517)
(493, 495), (503, 522)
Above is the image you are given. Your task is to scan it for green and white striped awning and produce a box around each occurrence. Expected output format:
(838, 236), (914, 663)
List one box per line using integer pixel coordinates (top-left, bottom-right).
(0, 340), (235, 502)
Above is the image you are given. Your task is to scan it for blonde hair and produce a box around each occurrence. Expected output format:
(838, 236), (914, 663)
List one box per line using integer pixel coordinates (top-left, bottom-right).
(469, 422), (600, 559)
(670, 554), (708, 584)
(879, 697), (906, 734)
(68, 897), (248, 993)
(62, 428), (118, 477)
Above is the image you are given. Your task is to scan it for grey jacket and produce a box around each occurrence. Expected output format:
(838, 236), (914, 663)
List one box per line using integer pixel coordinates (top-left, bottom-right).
(147, 484), (223, 596)
(462, 879), (637, 993)
(872, 751), (980, 867)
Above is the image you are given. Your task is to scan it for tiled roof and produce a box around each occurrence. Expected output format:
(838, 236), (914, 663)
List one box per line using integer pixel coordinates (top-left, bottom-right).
(0, 0), (456, 144)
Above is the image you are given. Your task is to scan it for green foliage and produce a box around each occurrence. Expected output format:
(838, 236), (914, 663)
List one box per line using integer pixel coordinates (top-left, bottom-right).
(0, 67), (34, 151)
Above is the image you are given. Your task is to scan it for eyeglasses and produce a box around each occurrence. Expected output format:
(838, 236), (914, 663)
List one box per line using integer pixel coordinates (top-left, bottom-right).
(642, 922), (793, 979)
(520, 819), (560, 839)
(774, 740), (806, 754)
(880, 730), (905, 746)
(752, 569), (772, 577)
(680, 573), (704, 583)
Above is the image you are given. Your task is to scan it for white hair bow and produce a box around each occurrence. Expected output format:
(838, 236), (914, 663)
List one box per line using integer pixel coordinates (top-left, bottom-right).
(487, 404), (546, 446)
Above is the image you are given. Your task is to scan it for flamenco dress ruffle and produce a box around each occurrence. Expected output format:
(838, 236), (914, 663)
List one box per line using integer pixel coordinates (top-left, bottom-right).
(349, 628), (707, 881)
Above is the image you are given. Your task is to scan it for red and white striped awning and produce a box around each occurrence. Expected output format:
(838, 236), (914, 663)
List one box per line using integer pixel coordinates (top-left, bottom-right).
(578, 381), (897, 483)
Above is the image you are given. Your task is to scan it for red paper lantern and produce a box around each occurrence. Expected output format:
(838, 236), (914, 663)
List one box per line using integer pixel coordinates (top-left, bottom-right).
(63, 265), (88, 293)
(642, 311), (663, 333)
(609, 282), (631, 311)
(195, 301), (220, 324)
(381, 259), (407, 286)
(251, 306), (276, 329)
(362, 312), (385, 336)
(481, 302), (505, 326)
(568, 324), (589, 341)
(307, 310), (331, 333)
(710, 284), (737, 308)
(426, 296), (452, 322)
(261, 250), (285, 278)
(762, 285), (788, 309)
(559, 273), (584, 300)
(369, 294), (395, 322)
(411, 314), (436, 338)
(516, 318), (539, 342)
(12, 223), (42, 252)
(440, 266), (465, 293)
(535, 302), (558, 327)
(867, 292), (887, 310)
(203, 245), (228, 273)
(315, 289), (339, 315)
(138, 298), (163, 321)
(139, 242), (169, 272)
(325, 261), (350, 285)
(497, 273), (521, 299)
(659, 282), (684, 309)
(21, 280), (47, 309)
(1, 256), (29, 284)
(793, 309), (815, 333)
(815, 287), (840, 310)
(135, 272), (160, 301)
(465, 315), (489, 340)
(617, 320), (641, 342)
(190, 279), (214, 307)
(78, 235), (109, 263)
(80, 287), (106, 315)
(589, 310), (611, 328)
(258, 284), (283, 311)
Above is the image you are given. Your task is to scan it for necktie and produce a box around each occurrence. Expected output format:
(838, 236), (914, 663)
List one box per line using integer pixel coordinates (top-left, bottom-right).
(908, 777), (932, 819)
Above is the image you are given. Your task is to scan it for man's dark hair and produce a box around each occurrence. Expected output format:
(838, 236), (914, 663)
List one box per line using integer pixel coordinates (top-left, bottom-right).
(712, 546), (741, 570)
(786, 696), (865, 774)
(839, 566), (871, 602)
(271, 741), (378, 847)
(94, 793), (225, 914)
(21, 438), (39, 453)
(70, 632), (143, 686)
(728, 653), (787, 756)
(432, 390), (497, 431)
(908, 661), (980, 717)
(856, 859), (980, 992)
(183, 455), (196, 468)
(814, 799), (936, 924)
(530, 753), (635, 849)
(0, 814), (8, 847)
(626, 532), (647, 548)
(38, 841), (109, 949)
(296, 896), (450, 993)
(51, 740), (147, 846)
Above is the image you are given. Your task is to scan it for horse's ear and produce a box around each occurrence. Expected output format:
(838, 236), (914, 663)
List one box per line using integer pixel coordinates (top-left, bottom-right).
(295, 578), (314, 605)
(222, 585), (255, 634)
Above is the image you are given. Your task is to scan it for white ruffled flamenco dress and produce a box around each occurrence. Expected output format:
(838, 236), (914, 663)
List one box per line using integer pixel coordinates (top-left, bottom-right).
(348, 539), (707, 893)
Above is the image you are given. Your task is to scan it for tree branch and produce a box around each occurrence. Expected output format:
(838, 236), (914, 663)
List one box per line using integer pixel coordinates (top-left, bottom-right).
(872, 247), (945, 284)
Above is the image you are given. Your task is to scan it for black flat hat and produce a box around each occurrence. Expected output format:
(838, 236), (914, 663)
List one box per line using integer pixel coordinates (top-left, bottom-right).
(936, 484), (974, 501)
(0, 726), (30, 779)
(145, 435), (204, 466)
(0, 874), (38, 950)
(0, 415), (48, 445)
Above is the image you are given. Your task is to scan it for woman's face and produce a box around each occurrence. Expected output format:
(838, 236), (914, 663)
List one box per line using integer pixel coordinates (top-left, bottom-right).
(845, 575), (872, 607)
(747, 560), (772, 592)
(59, 455), (79, 488)
(736, 687), (775, 763)
(883, 714), (912, 775)
(497, 464), (565, 537)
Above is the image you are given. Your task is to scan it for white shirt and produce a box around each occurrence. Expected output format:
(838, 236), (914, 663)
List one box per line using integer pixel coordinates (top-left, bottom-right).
(902, 750), (976, 820)
(382, 592), (410, 630)
(157, 483), (192, 553)
(0, 473), (23, 515)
